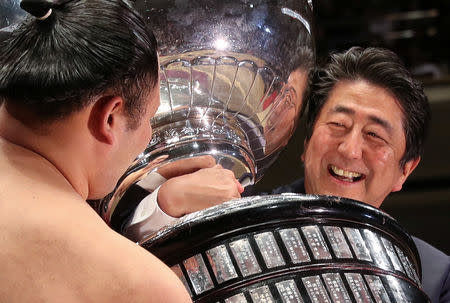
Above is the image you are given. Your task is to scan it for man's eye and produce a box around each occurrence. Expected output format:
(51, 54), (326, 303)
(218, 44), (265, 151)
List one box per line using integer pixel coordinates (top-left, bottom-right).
(367, 131), (386, 142)
(329, 122), (345, 128)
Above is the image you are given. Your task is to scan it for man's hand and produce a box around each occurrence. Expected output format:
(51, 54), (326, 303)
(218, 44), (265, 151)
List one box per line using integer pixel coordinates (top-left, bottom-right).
(157, 155), (217, 179)
(157, 164), (244, 217)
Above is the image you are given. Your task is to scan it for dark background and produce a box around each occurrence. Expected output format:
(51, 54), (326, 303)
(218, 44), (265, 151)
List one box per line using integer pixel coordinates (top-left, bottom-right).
(254, 0), (450, 255)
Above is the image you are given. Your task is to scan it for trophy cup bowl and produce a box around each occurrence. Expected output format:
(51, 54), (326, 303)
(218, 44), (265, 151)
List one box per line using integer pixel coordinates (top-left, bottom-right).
(98, 0), (315, 225)
(136, 0), (315, 186)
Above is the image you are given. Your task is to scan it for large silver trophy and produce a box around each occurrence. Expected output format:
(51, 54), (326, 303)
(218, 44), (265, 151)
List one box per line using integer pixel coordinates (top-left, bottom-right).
(99, 0), (315, 225)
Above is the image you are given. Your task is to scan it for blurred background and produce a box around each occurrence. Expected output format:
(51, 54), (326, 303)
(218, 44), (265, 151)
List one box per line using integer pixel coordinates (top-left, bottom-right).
(254, 0), (450, 254)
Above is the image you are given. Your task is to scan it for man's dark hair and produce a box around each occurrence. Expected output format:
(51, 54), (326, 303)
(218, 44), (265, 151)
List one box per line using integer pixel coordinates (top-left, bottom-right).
(0, 0), (158, 129)
(305, 46), (431, 168)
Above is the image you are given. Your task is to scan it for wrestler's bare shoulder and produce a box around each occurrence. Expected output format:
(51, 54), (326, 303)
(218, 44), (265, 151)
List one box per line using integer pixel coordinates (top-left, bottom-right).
(0, 145), (191, 302)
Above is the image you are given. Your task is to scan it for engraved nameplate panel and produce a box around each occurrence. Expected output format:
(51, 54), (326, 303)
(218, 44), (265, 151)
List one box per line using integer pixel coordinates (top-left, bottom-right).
(301, 226), (332, 260)
(302, 276), (332, 303)
(322, 273), (352, 303)
(206, 244), (238, 284)
(323, 226), (353, 259)
(394, 245), (420, 284)
(344, 228), (373, 262)
(230, 238), (262, 277)
(363, 229), (392, 271)
(365, 275), (392, 303)
(225, 293), (248, 303)
(386, 276), (408, 303)
(250, 285), (275, 302)
(183, 254), (214, 295)
(344, 273), (373, 303)
(275, 279), (304, 303)
(380, 237), (405, 273)
(279, 228), (311, 263)
(254, 232), (286, 268)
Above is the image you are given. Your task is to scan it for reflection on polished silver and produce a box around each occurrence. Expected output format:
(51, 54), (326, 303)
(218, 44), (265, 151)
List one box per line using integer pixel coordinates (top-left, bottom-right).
(134, 0), (315, 179)
(254, 232), (285, 269)
(142, 194), (429, 302)
(303, 275), (332, 302)
(275, 279), (304, 303)
(322, 273), (352, 302)
(229, 238), (262, 277)
(102, 0), (315, 222)
(279, 228), (311, 263)
(100, 154), (169, 225)
(183, 254), (215, 295)
(0, 0), (27, 43)
(365, 275), (392, 303)
(323, 226), (353, 259)
(206, 245), (239, 284)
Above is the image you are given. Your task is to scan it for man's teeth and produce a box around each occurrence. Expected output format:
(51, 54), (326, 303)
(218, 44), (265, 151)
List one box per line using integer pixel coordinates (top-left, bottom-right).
(331, 165), (361, 179)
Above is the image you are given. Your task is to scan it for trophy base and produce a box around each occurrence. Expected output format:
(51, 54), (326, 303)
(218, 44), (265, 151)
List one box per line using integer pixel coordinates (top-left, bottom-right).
(142, 194), (430, 303)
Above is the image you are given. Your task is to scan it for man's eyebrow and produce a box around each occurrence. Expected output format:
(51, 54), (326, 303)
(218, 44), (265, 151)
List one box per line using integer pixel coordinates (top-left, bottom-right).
(368, 115), (393, 134)
(329, 105), (393, 133)
(330, 105), (354, 115)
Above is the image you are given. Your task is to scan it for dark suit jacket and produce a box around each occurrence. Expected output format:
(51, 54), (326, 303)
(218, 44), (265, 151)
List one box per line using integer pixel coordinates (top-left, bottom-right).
(269, 178), (450, 303)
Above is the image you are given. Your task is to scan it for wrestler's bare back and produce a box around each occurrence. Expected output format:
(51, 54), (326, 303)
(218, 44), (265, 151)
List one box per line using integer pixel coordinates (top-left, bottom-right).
(0, 139), (191, 303)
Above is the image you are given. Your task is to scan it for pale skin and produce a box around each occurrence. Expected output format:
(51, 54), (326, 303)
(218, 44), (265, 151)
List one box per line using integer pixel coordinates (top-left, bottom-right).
(0, 86), (192, 302)
(302, 79), (420, 208)
(157, 155), (244, 217)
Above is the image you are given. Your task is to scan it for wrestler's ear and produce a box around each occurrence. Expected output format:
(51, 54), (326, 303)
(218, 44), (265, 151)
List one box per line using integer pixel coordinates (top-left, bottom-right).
(392, 157), (420, 192)
(88, 95), (126, 145)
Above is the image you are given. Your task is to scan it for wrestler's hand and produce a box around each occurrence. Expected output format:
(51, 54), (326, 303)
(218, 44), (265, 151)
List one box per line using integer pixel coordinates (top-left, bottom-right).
(157, 164), (244, 217)
(157, 155), (216, 179)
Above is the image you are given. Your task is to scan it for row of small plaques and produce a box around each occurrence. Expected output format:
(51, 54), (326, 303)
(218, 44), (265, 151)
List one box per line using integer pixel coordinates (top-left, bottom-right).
(222, 273), (411, 303)
(170, 225), (419, 297)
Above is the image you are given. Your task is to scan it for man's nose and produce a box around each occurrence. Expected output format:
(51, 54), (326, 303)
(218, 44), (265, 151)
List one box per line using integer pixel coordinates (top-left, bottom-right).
(337, 131), (363, 159)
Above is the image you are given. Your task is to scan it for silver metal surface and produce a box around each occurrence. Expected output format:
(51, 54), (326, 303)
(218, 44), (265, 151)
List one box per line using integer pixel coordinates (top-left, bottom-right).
(206, 245), (238, 284)
(101, 0), (315, 217)
(136, 0), (315, 184)
(279, 228), (311, 263)
(229, 237), (262, 277)
(0, 0), (26, 43)
(302, 276), (332, 303)
(254, 231), (285, 269)
(275, 279), (304, 303)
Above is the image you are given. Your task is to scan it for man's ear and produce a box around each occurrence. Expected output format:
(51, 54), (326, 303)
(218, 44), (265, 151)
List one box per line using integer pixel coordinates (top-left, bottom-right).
(392, 157), (421, 192)
(301, 138), (309, 162)
(88, 96), (125, 145)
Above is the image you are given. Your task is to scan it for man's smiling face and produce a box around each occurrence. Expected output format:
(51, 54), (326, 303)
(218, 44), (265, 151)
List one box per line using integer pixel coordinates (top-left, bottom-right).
(302, 80), (419, 208)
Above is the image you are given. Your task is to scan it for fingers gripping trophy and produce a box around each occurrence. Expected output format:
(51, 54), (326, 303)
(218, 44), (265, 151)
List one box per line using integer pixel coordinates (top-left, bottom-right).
(0, 0), (429, 302)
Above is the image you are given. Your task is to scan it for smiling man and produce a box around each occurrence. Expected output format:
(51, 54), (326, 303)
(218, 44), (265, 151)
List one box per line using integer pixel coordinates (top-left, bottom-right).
(302, 79), (419, 208)
(273, 46), (449, 303)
